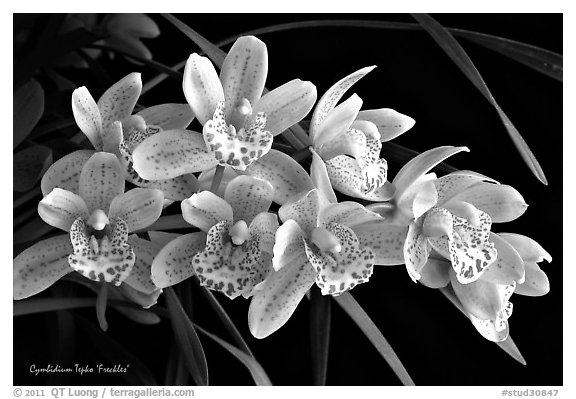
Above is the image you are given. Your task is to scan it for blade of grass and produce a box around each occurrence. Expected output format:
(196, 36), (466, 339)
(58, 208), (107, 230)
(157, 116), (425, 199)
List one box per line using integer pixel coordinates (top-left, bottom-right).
(334, 291), (415, 385)
(164, 287), (209, 386)
(439, 286), (527, 365)
(411, 13), (548, 185)
(310, 288), (331, 385)
(194, 323), (273, 386)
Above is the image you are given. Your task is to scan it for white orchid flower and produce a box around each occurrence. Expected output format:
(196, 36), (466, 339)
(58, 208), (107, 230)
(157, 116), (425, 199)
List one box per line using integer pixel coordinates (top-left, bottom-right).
(308, 66), (415, 201)
(14, 152), (164, 301)
(151, 175), (278, 300)
(132, 35), (317, 176)
(43, 73), (199, 203)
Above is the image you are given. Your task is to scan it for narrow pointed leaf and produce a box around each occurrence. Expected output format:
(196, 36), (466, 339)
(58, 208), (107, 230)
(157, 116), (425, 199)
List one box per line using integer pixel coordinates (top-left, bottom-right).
(333, 291), (415, 385)
(310, 288), (331, 385)
(14, 80), (45, 148)
(165, 287), (209, 386)
(411, 13), (547, 185)
(14, 145), (53, 192)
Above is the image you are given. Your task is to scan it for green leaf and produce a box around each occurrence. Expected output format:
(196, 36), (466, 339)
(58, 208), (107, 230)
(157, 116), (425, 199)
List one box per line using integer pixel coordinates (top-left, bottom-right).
(13, 145), (52, 192)
(14, 80), (44, 149)
(135, 214), (193, 233)
(439, 286), (527, 365)
(411, 13), (548, 185)
(310, 288), (331, 385)
(333, 291), (415, 385)
(13, 217), (55, 244)
(194, 324), (273, 386)
(164, 287), (209, 386)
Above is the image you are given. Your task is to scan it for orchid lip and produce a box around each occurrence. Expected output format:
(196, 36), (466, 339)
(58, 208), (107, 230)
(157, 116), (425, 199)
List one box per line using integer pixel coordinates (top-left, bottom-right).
(311, 227), (342, 254)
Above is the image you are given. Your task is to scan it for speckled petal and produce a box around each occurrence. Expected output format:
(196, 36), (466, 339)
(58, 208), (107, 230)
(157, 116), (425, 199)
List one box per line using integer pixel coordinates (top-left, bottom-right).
(119, 283), (162, 309)
(248, 252), (316, 339)
(243, 149), (315, 205)
(102, 120), (124, 156)
(220, 36), (268, 121)
(498, 233), (552, 263)
(181, 191), (233, 231)
(419, 257), (451, 288)
(13, 234), (74, 300)
(305, 223), (374, 296)
(317, 127), (367, 161)
(392, 146), (469, 204)
(79, 152), (125, 213)
(394, 173), (437, 221)
(203, 102), (273, 171)
(38, 188), (90, 232)
(151, 232), (207, 288)
(352, 221), (408, 265)
(278, 189), (321, 235)
(514, 261), (550, 296)
(198, 166), (239, 197)
(403, 220), (430, 282)
(434, 170), (497, 205)
(248, 212), (279, 255)
(446, 183), (528, 223)
(310, 66), (375, 141)
(71, 87), (104, 150)
(134, 175), (199, 202)
(41, 150), (95, 196)
(192, 221), (257, 299)
(137, 103), (195, 130)
(314, 94), (363, 152)
(250, 79), (317, 136)
(273, 219), (306, 271)
(450, 272), (504, 320)
(183, 53), (225, 125)
(481, 233), (525, 285)
(320, 202), (383, 229)
(469, 314), (509, 342)
(68, 217), (135, 285)
(356, 137), (387, 194)
(124, 235), (163, 294)
(97, 72), (141, 131)
(108, 188), (164, 232)
(356, 108), (416, 142)
(310, 148), (338, 204)
(224, 175), (274, 224)
(132, 129), (217, 180)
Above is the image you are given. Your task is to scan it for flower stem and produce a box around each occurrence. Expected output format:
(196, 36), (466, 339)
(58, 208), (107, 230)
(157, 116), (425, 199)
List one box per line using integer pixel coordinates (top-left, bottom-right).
(210, 165), (225, 194)
(96, 283), (109, 332)
(291, 146), (312, 162)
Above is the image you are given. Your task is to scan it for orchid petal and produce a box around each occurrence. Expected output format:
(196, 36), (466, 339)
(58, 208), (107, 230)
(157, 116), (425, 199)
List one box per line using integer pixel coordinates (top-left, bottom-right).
(273, 219), (306, 271)
(192, 221), (257, 299)
(102, 120), (123, 155)
(224, 176), (274, 224)
(71, 87), (103, 150)
(498, 233), (552, 263)
(350, 120), (380, 140)
(151, 232), (207, 288)
(481, 233), (525, 285)
(119, 283), (161, 309)
(124, 235), (162, 294)
(132, 129), (217, 180)
(317, 128), (367, 161)
(325, 155), (394, 201)
(450, 272), (510, 321)
(310, 65), (376, 141)
(69, 217), (135, 285)
(356, 136), (388, 194)
(470, 314), (509, 342)
(435, 170), (498, 205)
(147, 231), (182, 248)
(203, 102), (273, 170)
(356, 108), (416, 142)
(79, 152), (125, 213)
(314, 94), (363, 151)
(41, 150), (95, 196)
(403, 221), (430, 282)
(137, 104), (195, 130)
(220, 36), (268, 121)
(183, 53), (225, 125)
(278, 189), (321, 235)
(392, 146), (469, 204)
(251, 79), (317, 136)
(97, 72), (141, 131)
(310, 148), (338, 204)
(446, 183), (528, 223)
(108, 188), (164, 232)
(249, 212), (279, 255)
(136, 175), (200, 202)
(412, 179), (439, 220)
(248, 252), (316, 338)
(181, 191), (233, 231)
(394, 172), (437, 221)
(352, 221), (408, 265)
(419, 257), (451, 288)
(198, 166), (239, 197)
(38, 188), (90, 232)
(305, 223), (375, 296)
(14, 235), (74, 299)
(319, 202), (383, 228)
(515, 261), (550, 296)
(243, 149), (314, 205)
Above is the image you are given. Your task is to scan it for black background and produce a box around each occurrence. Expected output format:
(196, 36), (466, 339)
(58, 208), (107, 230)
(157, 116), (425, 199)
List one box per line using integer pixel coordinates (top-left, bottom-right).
(14, 13), (562, 386)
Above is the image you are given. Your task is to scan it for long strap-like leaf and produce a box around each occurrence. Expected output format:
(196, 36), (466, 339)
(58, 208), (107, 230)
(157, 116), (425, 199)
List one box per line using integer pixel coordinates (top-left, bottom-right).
(310, 288), (331, 385)
(411, 13), (548, 185)
(334, 291), (415, 385)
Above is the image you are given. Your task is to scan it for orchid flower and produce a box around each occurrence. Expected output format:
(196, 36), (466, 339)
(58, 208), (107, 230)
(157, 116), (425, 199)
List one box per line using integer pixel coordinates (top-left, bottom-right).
(308, 66), (415, 201)
(42, 73), (199, 203)
(151, 175), (278, 300)
(132, 35), (317, 177)
(14, 152), (164, 302)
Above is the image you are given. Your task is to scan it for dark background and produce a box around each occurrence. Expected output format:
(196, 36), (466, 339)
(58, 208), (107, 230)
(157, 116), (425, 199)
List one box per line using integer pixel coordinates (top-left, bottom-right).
(14, 14), (562, 386)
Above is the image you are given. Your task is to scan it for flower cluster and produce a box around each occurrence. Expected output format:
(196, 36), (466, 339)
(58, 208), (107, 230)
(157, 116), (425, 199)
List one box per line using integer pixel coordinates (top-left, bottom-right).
(14, 35), (552, 345)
